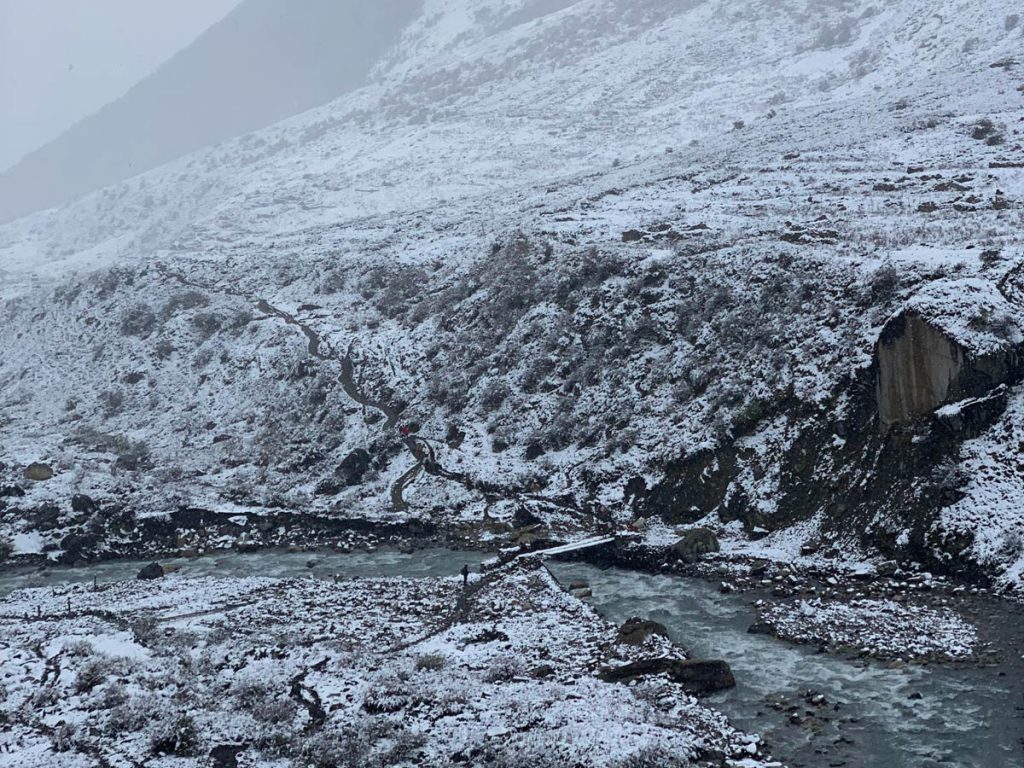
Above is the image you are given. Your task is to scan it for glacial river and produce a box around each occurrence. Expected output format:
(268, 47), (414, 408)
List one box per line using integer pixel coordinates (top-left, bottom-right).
(2, 550), (1021, 767)
(548, 562), (1024, 768)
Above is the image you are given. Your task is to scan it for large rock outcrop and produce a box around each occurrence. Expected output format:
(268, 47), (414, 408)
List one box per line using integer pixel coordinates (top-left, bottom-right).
(877, 293), (1023, 427)
(876, 311), (965, 426)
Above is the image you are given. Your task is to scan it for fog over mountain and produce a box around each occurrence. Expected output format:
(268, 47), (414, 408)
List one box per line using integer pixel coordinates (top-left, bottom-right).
(0, 0), (419, 223)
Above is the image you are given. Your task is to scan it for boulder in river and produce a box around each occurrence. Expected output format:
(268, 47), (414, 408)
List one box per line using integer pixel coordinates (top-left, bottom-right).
(599, 657), (736, 694)
(672, 527), (721, 563)
(616, 617), (670, 646)
(137, 562), (165, 581)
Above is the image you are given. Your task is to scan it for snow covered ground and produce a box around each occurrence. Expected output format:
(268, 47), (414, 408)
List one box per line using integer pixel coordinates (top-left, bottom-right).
(757, 597), (978, 662)
(1, 0), (1024, 585)
(0, 559), (772, 767)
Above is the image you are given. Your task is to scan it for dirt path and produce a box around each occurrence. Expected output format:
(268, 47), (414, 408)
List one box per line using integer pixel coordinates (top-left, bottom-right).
(155, 263), (592, 518)
(339, 353), (400, 431)
(390, 463), (424, 513)
(998, 260), (1024, 306)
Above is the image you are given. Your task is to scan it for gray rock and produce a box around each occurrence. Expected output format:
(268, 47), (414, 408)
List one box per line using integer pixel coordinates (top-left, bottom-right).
(599, 657), (736, 694)
(71, 494), (98, 515)
(22, 463), (54, 482)
(877, 560), (899, 577)
(137, 562), (165, 581)
(209, 745), (245, 768)
(616, 617), (670, 646)
(529, 664), (555, 679)
(673, 528), (721, 563)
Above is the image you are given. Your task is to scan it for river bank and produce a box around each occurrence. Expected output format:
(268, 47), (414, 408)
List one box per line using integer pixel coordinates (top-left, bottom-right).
(0, 552), (773, 768)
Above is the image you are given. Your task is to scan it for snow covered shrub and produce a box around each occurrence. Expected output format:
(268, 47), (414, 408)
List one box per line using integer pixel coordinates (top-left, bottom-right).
(150, 712), (200, 757)
(233, 675), (298, 725)
(119, 303), (158, 338)
(159, 290), (210, 320)
(298, 719), (423, 768)
(191, 311), (223, 341)
(130, 617), (160, 646)
(0, 536), (12, 563)
(115, 440), (151, 472)
(99, 388), (125, 417)
(96, 680), (129, 710)
(52, 722), (77, 753)
(999, 531), (1024, 561)
(479, 378), (512, 412)
(812, 16), (857, 50)
(483, 653), (526, 683)
(414, 653), (447, 672)
(970, 118), (1005, 146)
(866, 264), (901, 305)
(74, 656), (114, 694)
(153, 338), (175, 360)
(362, 670), (413, 714)
(927, 458), (968, 501)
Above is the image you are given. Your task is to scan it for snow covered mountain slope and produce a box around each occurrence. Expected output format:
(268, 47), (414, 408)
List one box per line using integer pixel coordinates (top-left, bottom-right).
(1, 0), (1024, 587)
(0, 0), (419, 224)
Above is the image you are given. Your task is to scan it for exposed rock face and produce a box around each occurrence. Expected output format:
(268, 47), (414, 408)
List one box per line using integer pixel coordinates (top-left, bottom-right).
(877, 309), (1022, 426)
(876, 312), (964, 426)
(616, 617), (670, 646)
(673, 528), (721, 563)
(599, 658), (736, 694)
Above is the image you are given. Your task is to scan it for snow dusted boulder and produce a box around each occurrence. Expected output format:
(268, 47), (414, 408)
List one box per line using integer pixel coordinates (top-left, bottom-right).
(137, 562), (166, 581)
(616, 617), (670, 646)
(672, 528), (721, 563)
(876, 279), (1023, 426)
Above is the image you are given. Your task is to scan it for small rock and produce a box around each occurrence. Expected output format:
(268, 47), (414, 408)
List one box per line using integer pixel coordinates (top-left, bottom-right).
(529, 664), (555, 679)
(23, 463), (54, 482)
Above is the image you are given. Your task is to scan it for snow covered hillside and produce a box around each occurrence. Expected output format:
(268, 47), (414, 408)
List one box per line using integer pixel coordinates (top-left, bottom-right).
(1, 0), (1024, 586)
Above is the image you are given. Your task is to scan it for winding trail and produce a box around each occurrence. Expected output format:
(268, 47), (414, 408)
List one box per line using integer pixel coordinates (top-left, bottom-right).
(339, 353), (400, 431)
(997, 260), (1024, 306)
(154, 262), (593, 517)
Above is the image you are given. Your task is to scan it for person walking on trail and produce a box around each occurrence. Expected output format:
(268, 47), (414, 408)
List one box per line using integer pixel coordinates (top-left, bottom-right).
(461, 563), (470, 587)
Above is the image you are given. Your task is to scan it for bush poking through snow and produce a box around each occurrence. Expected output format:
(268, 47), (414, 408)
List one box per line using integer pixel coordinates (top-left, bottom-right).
(0, 536), (12, 563)
(414, 653), (447, 672)
(483, 653), (526, 683)
(150, 712), (200, 757)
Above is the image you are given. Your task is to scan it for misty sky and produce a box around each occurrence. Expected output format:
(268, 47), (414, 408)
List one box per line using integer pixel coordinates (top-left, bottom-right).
(0, 0), (243, 172)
